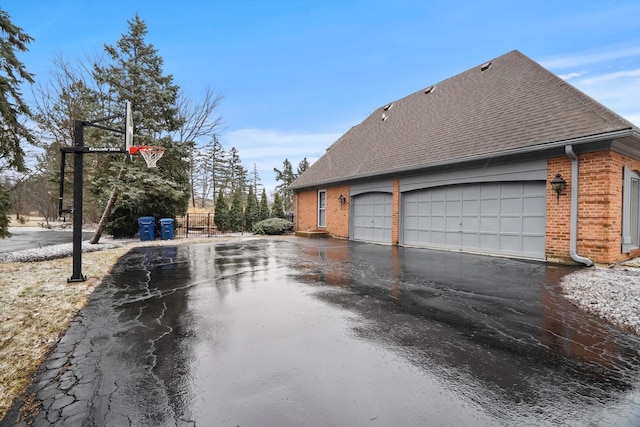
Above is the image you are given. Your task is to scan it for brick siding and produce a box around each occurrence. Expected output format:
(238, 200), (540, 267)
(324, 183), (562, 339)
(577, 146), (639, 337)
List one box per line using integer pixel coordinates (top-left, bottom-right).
(547, 151), (640, 264)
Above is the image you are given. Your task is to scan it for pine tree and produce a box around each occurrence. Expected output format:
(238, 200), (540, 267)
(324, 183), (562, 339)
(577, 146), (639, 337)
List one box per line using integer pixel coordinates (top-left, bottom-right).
(0, 8), (35, 173)
(249, 163), (262, 195)
(0, 9), (36, 237)
(90, 15), (189, 239)
(297, 157), (310, 176)
(271, 192), (284, 218)
(244, 185), (259, 231)
(208, 135), (229, 204)
(228, 147), (247, 195)
(259, 188), (269, 221)
(273, 159), (295, 213)
(214, 188), (229, 232)
(229, 188), (244, 232)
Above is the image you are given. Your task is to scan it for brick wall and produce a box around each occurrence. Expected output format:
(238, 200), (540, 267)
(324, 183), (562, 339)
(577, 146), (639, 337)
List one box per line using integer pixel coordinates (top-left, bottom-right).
(294, 189), (319, 232)
(391, 179), (400, 245)
(326, 186), (350, 238)
(546, 157), (572, 261)
(547, 151), (640, 264)
(293, 185), (350, 238)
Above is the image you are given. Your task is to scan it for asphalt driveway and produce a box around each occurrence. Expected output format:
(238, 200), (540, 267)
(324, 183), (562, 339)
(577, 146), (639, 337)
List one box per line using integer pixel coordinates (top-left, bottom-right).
(3, 238), (640, 426)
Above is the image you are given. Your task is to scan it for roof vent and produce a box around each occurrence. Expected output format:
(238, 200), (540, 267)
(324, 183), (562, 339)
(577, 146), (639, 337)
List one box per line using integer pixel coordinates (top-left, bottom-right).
(480, 61), (492, 72)
(381, 113), (387, 121)
(424, 85), (434, 94)
(383, 103), (393, 111)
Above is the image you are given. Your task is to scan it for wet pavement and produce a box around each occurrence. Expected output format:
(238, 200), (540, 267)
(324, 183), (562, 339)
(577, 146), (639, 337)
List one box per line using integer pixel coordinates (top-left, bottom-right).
(2, 238), (640, 426)
(0, 229), (94, 253)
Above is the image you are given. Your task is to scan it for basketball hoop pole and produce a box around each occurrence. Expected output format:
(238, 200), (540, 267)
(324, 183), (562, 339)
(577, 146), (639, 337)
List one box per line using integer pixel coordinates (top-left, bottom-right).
(69, 120), (86, 282)
(62, 112), (128, 283)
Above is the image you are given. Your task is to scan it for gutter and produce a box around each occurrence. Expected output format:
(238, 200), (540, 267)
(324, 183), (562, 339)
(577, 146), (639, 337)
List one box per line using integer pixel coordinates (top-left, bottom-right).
(565, 145), (594, 267)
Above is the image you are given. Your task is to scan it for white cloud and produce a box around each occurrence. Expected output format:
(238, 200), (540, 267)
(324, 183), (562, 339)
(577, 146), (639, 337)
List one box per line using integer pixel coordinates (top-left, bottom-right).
(558, 71), (585, 81)
(577, 69), (640, 85)
(540, 44), (640, 69)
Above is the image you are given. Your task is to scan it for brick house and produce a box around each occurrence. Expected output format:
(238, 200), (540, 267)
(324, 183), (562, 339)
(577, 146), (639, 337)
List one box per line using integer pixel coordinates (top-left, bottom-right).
(289, 50), (640, 265)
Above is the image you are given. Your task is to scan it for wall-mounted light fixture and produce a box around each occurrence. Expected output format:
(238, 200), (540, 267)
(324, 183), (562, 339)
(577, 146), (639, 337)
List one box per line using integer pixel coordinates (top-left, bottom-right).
(338, 194), (346, 207)
(550, 173), (566, 203)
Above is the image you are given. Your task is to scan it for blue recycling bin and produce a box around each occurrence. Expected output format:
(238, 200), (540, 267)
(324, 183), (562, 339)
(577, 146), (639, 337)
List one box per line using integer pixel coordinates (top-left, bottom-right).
(138, 216), (155, 241)
(160, 218), (175, 240)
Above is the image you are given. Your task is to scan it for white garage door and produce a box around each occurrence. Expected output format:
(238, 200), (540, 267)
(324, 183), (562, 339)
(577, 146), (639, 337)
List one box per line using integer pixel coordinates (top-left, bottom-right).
(352, 192), (392, 244)
(402, 182), (546, 259)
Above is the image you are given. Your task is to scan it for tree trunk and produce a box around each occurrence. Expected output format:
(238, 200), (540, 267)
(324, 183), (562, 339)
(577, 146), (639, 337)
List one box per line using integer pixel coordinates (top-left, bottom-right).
(90, 168), (125, 244)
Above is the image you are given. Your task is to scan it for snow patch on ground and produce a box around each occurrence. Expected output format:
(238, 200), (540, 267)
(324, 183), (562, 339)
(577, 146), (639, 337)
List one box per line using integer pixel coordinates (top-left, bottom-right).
(0, 241), (122, 263)
(560, 264), (640, 335)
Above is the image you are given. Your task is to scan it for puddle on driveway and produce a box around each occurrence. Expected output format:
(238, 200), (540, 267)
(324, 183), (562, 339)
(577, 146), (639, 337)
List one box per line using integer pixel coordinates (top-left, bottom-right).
(4, 238), (640, 426)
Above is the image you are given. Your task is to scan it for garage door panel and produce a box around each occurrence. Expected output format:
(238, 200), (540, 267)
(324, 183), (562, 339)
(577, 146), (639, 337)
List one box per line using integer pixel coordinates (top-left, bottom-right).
(481, 217), (499, 232)
(523, 217), (545, 233)
(462, 216), (479, 230)
(480, 234), (499, 250)
(432, 201), (445, 214)
(446, 233), (461, 246)
(447, 200), (462, 214)
(403, 182), (546, 259)
(501, 217), (522, 233)
(462, 233), (479, 248)
(524, 196), (546, 214)
(446, 216), (461, 231)
(500, 198), (522, 214)
(500, 235), (521, 252)
(523, 236), (545, 255)
(418, 216), (430, 229)
(481, 184), (500, 198)
(432, 216), (444, 230)
(463, 185), (481, 199)
(432, 231), (445, 245)
(463, 199), (479, 213)
(481, 200), (499, 214)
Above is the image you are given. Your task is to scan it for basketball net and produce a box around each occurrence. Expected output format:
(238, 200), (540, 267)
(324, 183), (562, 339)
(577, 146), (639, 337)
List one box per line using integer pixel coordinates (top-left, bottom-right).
(129, 146), (166, 168)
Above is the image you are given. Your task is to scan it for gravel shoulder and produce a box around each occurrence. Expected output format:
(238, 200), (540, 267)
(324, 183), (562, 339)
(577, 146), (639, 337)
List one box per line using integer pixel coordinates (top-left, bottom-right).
(0, 225), (639, 420)
(559, 259), (640, 335)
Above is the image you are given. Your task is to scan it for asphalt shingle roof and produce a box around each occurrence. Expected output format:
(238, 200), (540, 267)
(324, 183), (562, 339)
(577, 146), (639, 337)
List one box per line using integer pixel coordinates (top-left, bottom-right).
(290, 50), (638, 190)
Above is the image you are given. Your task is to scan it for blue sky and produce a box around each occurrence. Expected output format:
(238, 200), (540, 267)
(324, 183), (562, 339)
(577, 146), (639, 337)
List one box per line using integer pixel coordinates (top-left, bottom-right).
(4, 0), (640, 194)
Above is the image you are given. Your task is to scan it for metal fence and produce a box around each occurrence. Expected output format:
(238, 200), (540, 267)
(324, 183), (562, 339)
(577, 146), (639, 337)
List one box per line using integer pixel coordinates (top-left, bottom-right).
(173, 213), (254, 238)
(172, 212), (293, 238)
(174, 213), (217, 238)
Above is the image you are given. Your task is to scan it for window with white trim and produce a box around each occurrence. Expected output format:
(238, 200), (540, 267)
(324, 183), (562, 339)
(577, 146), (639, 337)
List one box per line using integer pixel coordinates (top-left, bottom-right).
(622, 167), (640, 252)
(318, 190), (326, 228)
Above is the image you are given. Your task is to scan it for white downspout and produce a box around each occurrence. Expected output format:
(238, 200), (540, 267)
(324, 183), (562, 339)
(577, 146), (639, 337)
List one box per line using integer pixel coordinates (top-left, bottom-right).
(565, 145), (594, 267)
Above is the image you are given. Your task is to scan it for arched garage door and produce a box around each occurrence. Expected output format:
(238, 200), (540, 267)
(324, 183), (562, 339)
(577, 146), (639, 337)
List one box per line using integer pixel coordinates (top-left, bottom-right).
(352, 192), (392, 244)
(402, 182), (546, 259)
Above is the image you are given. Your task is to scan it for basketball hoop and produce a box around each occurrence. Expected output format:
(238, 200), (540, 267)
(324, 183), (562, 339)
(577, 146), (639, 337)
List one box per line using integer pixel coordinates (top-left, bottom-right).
(129, 146), (166, 168)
